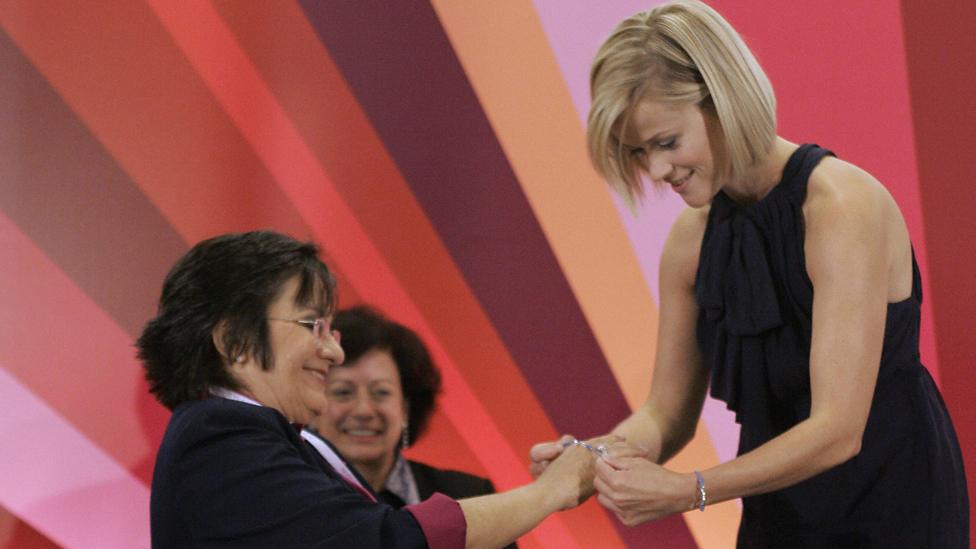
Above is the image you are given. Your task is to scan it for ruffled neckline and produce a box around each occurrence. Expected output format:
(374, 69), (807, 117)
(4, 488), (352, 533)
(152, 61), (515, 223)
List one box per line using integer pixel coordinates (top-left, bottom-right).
(695, 144), (833, 420)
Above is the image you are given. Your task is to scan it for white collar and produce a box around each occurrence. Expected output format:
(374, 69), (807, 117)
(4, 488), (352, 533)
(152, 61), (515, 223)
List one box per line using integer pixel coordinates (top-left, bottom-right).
(301, 429), (372, 495)
(385, 454), (420, 505)
(209, 387), (262, 407)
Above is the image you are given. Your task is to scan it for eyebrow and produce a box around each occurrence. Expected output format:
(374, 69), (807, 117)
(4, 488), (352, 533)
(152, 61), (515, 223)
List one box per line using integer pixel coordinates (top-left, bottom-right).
(293, 304), (326, 318)
(623, 128), (672, 150)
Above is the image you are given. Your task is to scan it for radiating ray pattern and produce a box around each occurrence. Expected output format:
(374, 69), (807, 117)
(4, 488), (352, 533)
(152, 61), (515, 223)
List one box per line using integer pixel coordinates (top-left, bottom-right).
(1, 1), (973, 547)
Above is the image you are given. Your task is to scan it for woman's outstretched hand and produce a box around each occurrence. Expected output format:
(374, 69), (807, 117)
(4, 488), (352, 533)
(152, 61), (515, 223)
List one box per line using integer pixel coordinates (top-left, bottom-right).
(530, 434), (652, 510)
(593, 455), (698, 526)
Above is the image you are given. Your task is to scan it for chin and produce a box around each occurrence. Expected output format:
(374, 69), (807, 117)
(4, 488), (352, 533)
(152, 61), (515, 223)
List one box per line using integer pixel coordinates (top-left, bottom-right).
(345, 447), (386, 464)
(682, 195), (710, 209)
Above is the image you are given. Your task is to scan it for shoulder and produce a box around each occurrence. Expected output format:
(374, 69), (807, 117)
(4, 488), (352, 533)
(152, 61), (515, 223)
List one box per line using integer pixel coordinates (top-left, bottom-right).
(170, 397), (285, 433)
(803, 155), (908, 285)
(804, 156), (896, 232)
(160, 398), (292, 460)
(408, 460), (495, 499)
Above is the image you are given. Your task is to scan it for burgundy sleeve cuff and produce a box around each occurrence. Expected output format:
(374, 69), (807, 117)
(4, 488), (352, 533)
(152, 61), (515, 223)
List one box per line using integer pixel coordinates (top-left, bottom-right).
(404, 493), (466, 549)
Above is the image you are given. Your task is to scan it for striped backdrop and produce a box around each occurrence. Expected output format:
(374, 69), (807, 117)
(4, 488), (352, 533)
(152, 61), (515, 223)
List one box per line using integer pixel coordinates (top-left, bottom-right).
(1, 1), (973, 547)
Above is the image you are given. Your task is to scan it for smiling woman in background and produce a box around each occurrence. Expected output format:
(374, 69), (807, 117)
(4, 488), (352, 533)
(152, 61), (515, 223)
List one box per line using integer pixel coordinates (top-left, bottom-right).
(310, 306), (508, 519)
(139, 230), (597, 548)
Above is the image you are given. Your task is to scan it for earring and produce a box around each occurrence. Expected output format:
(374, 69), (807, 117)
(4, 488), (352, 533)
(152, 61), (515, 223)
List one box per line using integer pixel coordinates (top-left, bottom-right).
(401, 420), (410, 450)
(234, 355), (245, 364)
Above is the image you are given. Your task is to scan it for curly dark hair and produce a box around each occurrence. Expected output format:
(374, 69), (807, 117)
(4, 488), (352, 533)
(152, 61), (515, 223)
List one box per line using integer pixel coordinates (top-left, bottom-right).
(137, 231), (337, 410)
(332, 306), (442, 445)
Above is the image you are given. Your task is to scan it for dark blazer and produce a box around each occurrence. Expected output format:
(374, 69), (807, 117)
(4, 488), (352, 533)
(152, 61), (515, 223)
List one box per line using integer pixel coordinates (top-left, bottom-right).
(151, 397), (436, 548)
(409, 460), (496, 502)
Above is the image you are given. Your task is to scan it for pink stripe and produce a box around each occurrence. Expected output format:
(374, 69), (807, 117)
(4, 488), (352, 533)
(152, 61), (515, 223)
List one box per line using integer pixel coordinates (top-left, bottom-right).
(0, 368), (150, 548)
(146, 2), (572, 545)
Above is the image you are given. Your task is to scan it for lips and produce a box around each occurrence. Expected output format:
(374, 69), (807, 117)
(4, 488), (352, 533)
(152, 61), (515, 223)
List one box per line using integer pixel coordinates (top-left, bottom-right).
(344, 428), (382, 437)
(667, 169), (694, 193)
(669, 170), (693, 186)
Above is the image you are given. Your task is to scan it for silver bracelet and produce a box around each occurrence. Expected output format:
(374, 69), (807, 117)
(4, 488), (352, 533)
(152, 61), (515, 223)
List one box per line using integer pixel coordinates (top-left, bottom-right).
(560, 438), (608, 457)
(693, 470), (706, 512)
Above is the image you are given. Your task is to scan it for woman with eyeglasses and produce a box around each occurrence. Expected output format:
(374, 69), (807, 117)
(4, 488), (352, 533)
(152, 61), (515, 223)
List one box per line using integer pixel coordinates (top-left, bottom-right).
(139, 230), (598, 548)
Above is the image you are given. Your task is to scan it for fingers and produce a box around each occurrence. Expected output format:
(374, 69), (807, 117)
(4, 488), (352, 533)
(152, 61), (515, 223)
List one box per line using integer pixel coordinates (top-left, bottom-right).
(529, 460), (549, 479)
(584, 436), (649, 460)
(594, 453), (618, 480)
(535, 441), (598, 510)
(529, 436), (573, 479)
(530, 436), (573, 462)
(596, 492), (623, 515)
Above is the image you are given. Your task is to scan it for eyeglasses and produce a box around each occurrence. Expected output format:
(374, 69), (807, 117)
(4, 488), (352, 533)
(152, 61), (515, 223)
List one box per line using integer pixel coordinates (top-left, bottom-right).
(268, 317), (339, 343)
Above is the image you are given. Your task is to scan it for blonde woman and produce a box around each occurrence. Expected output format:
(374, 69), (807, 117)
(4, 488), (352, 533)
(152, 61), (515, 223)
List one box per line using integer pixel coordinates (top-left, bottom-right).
(532, 1), (968, 546)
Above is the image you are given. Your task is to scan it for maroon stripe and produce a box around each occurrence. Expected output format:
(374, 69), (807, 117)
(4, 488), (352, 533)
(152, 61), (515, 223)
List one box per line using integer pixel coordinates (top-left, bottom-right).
(901, 1), (976, 538)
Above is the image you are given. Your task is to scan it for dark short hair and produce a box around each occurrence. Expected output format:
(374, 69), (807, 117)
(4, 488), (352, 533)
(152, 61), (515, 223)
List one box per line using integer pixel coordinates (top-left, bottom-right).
(137, 231), (337, 410)
(332, 306), (442, 445)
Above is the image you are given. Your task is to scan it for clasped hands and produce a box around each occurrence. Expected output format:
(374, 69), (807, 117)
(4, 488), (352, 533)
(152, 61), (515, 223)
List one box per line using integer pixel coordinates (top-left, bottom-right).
(530, 435), (699, 526)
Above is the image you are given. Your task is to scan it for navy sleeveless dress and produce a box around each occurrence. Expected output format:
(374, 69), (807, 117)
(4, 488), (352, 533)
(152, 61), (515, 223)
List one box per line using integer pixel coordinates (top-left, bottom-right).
(695, 144), (969, 547)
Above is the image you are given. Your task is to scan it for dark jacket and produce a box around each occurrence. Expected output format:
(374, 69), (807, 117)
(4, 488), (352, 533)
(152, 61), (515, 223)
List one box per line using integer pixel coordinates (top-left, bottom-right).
(151, 397), (461, 548)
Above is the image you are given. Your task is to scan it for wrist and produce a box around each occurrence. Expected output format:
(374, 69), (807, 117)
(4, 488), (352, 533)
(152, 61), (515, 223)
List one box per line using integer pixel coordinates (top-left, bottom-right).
(691, 470), (707, 512)
(532, 474), (570, 513)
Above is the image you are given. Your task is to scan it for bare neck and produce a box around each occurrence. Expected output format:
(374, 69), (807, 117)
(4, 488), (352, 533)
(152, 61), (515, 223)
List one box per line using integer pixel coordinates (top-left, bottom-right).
(722, 136), (798, 205)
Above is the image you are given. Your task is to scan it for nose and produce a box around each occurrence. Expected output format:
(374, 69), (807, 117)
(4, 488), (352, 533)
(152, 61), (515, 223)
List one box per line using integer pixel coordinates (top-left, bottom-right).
(350, 389), (376, 417)
(317, 334), (345, 371)
(646, 152), (672, 183)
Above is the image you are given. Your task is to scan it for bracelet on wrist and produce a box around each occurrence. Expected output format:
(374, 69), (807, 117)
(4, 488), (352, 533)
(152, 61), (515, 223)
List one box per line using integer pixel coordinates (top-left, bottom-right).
(693, 470), (706, 512)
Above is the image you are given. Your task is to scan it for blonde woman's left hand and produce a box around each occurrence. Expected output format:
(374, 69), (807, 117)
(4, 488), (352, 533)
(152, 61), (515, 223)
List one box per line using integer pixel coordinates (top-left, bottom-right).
(593, 455), (698, 526)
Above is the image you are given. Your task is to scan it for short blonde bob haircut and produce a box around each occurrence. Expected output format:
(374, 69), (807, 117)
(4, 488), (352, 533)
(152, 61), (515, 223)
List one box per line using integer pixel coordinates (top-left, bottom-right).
(588, 0), (776, 203)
